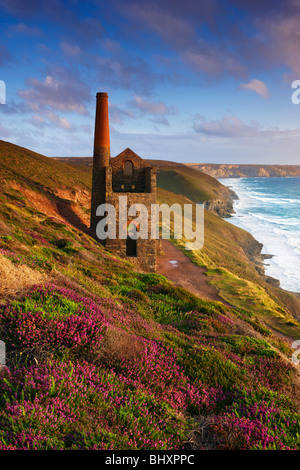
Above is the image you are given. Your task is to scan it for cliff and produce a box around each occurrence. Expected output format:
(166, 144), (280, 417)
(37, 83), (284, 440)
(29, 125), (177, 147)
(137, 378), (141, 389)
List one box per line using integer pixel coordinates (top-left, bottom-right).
(187, 163), (300, 178)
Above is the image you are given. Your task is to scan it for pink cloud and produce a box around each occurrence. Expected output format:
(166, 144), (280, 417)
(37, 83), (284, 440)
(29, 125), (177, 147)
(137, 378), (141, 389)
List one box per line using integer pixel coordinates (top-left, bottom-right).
(130, 96), (170, 115)
(183, 46), (246, 79)
(29, 110), (73, 131)
(122, 1), (246, 81)
(127, 3), (195, 47)
(239, 79), (269, 98)
(193, 114), (264, 138)
(18, 67), (90, 115)
(263, 16), (300, 77)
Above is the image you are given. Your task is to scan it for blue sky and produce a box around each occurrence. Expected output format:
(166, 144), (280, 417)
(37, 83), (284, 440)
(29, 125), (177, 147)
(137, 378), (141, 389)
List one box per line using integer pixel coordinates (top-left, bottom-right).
(0, 0), (300, 164)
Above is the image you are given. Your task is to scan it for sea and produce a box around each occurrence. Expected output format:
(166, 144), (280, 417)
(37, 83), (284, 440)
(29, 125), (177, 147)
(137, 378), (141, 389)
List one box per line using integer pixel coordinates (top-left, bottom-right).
(218, 177), (300, 293)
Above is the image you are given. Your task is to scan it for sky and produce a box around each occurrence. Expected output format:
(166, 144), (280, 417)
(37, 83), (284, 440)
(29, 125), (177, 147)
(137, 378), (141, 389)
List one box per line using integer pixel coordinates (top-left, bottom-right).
(0, 0), (300, 164)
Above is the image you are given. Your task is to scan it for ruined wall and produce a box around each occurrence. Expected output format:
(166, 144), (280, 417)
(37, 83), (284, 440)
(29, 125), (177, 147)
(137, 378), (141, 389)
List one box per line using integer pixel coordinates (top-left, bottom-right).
(105, 165), (157, 272)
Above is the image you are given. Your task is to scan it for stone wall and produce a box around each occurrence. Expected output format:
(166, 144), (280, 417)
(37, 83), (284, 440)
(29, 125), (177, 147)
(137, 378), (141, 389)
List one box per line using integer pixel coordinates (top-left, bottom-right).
(106, 177), (157, 272)
(91, 144), (157, 272)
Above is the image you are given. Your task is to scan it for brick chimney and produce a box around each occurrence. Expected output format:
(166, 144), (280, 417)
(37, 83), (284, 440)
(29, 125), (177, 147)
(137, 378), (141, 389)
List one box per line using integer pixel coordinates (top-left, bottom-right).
(90, 92), (110, 231)
(93, 92), (110, 166)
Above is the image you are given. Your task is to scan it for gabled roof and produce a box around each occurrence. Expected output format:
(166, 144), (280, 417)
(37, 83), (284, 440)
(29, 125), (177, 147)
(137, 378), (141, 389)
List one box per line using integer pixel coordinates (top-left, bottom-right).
(112, 147), (142, 161)
(110, 147), (147, 169)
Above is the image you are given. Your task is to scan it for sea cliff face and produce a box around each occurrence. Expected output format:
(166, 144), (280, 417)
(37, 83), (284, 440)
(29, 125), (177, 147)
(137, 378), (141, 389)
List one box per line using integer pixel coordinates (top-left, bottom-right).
(204, 198), (236, 218)
(187, 164), (300, 178)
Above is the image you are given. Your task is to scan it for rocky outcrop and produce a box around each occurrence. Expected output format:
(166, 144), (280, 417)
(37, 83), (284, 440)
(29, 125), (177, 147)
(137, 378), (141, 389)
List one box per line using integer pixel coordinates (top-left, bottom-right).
(265, 276), (281, 288)
(204, 198), (235, 218)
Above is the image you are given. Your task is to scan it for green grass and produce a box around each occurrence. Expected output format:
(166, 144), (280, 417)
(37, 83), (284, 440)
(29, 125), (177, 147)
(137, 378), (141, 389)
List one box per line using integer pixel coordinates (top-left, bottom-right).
(207, 267), (300, 338)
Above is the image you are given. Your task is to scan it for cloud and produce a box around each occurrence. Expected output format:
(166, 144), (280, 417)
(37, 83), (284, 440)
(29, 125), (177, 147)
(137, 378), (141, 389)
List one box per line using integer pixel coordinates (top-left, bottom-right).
(108, 97), (175, 126)
(0, 43), (11, 65)
(239, 79), (269, 98)
(108, 103), (136, 125)
(44, 110), (72, 130)
(0, 0), (40, 16)
(18, 67), (90, 115)
(0, 0), (105, 45)
(61, 16), (105, 46)
(123, 1), (220, 45)
(233, 1), (300, 78)
(227, 0), (287, 17)
(183, 46), (246, 80)
(121, 1), (247, 82)
(119, 0), (300, 84)
(0, 123), (11, 137)
(125, 2), (195, 48)
(261, 14), (300, 77)
(149, 116), (170, 127)
(192, 113), (300, 147)
(95, 56), (159, 96)
(30, 110), (73, 131)
(6, 23), (42, 36)
(193, 114), (264, 139)
(129, 96), (170, 115)
(60, 42), (81, 58)
(0, 98), (33, 115)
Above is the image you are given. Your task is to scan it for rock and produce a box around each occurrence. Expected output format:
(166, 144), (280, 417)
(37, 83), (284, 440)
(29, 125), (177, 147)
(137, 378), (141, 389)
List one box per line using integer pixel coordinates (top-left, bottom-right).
(204, 199), (234, 218)
(265, 276), (280, 287)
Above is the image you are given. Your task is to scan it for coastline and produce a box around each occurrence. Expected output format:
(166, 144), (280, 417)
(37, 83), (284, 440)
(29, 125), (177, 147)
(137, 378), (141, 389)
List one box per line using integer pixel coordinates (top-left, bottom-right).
(188, 163), (300, 179)
(218, 177), (300, 296)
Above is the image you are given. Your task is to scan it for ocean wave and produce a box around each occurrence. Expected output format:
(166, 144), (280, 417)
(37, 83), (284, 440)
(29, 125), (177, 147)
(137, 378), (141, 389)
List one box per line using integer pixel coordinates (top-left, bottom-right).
(248, 213), (300, 226)
(247, 194), (300, 204)
(224, 177), (300, 292)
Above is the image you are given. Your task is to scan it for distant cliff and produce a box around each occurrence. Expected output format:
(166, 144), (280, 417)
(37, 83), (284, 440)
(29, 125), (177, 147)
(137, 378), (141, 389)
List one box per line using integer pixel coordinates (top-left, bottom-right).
(187, 163), (300, 179)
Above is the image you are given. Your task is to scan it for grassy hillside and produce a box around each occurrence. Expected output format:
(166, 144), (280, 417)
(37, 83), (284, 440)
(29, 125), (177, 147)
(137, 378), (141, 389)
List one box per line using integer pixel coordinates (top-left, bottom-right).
(0, 140), (91, 193)
(0, 141), (300, 451)
(149, 159), (236, 205)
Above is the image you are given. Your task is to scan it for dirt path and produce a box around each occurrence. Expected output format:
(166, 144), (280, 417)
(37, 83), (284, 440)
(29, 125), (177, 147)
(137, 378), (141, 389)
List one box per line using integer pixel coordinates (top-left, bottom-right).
(156, 240), (227, 304)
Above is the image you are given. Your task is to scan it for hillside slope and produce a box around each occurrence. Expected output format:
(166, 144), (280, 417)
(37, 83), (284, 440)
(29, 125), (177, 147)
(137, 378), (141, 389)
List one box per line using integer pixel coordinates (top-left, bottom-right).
(0, 140), (92, 231)
(0, 141), (300, 451)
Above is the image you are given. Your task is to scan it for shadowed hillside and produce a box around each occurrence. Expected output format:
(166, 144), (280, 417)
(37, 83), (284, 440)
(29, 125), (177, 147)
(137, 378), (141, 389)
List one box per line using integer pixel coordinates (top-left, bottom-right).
(0, 140), (92, 233)
(0, 140), (300, 451)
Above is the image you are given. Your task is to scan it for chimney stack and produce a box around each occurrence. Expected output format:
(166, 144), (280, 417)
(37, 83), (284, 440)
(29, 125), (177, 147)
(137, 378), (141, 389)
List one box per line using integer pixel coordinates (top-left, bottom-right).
(93, 92), (110, 166)
(90, 92), (110, 231)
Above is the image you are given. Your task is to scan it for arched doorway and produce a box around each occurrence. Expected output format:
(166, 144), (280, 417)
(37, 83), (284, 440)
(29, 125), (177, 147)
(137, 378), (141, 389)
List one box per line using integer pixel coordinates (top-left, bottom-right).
(126, 236), (137, 256)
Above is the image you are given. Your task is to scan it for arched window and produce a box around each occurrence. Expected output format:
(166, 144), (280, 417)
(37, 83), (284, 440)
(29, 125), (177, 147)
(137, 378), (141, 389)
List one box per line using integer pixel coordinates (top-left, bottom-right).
(123, 160), (133, 176)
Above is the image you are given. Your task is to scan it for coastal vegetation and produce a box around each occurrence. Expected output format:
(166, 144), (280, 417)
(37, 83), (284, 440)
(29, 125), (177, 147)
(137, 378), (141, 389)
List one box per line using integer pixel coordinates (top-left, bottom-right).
(0, 140), (300, 450)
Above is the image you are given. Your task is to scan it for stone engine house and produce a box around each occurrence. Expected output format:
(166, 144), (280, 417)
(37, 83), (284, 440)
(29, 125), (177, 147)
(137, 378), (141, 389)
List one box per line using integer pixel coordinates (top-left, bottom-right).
(90, 92), (157, 272)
